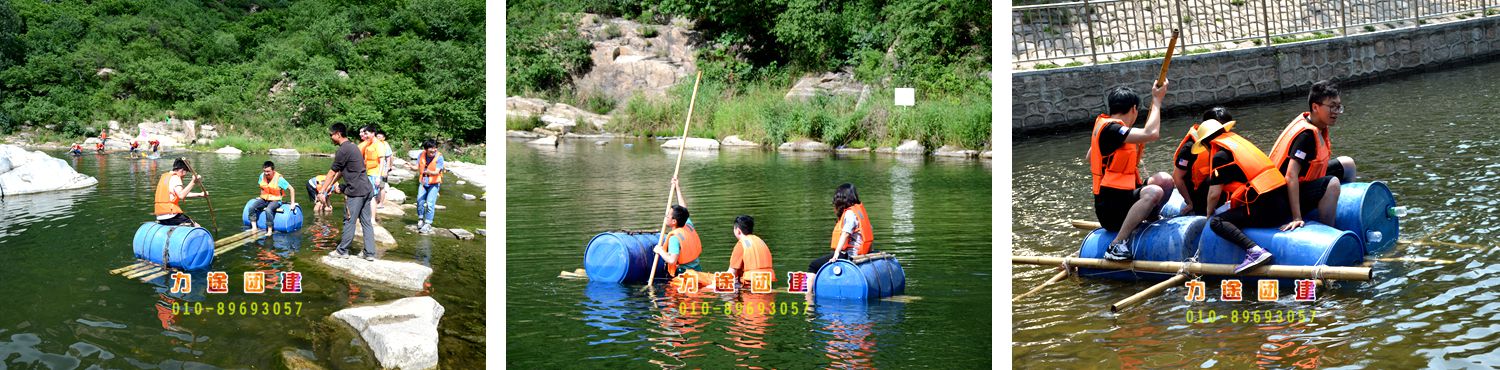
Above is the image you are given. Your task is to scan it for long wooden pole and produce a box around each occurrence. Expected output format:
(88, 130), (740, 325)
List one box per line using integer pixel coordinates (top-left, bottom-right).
(181, 158), (220, 235)
(1012, 255), (1371, 281)
(1110, 274), (1188, 312)
(643, 70), (704, 291)
(1013, 251), (1078, 302)
(1069, 219), (1418, 247)
(1156, 29), (1181, 88)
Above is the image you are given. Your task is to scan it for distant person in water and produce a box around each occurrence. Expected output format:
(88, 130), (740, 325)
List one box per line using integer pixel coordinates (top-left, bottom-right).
(154, 158), (208, 227)
(129, 141), (140, 156)
(150, 139), (161, 153)
(249, 161), (295, 236)
(307, 174), (337, 217)
(70, 143), (83, 156)
(808, 183), (875, 272)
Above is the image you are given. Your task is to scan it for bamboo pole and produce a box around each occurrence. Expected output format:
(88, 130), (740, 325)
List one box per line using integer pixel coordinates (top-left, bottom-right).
(1012, 255), (1371, 281)
(643, 70), (705, 292)
(1069, 219), (1419, 246)
(1155, 29), (1180, 88)
(1014, 268), (1071, 302)
(1110, 274), (1188, 312)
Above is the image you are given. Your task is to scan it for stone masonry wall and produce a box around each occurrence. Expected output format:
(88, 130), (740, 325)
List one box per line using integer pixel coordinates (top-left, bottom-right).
(1013, 16), (1500, 134)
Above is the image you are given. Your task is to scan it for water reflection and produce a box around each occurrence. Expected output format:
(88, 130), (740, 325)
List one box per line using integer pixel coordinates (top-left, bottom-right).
(812, 301), (905, 369)
(0, 188), (91, 239)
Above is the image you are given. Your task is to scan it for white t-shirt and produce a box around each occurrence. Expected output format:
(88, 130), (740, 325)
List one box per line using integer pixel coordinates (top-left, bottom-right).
(839, 209), (864, 255)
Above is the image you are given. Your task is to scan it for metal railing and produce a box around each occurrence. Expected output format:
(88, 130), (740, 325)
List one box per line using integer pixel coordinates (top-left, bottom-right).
(1014, 0), (1496, 66)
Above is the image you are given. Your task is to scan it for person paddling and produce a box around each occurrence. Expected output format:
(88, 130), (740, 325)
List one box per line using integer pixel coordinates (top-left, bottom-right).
(154, 158), (208, 227)
(248, 161), (295, 236)
(1191, 119), (1304, 273)
(808, 183), (875, 272)
(1090, 83), (1175, 261)
(1268, 80), (1351, 229)
(1172, 107), (1234, 216)
(318, 123), (377, 261)
(726, 215), (775, 289)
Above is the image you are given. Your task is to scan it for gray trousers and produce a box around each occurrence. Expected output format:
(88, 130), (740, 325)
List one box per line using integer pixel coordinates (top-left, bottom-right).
(337, 195), (376, 256)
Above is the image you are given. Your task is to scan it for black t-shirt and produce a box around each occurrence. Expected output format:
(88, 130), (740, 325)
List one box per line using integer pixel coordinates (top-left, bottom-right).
(1277, 130), (1321, 177)
(1097, 123), (1129, 157)
(1209, 150), (1248, 186)
(331, 140), (372, 197)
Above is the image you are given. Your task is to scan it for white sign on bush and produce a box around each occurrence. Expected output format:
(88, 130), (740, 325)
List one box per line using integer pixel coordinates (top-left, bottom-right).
(894, 88), (915, 107)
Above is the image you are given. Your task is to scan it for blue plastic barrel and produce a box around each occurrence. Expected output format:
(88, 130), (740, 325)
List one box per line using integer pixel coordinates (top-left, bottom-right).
(1077, 216), (1208, 281)
(241, 199), (304, 232)
(1197, 223), (1363, 270)
(583, 231), (667, 284)
(1159, 189), (1188, 218)
(813, 255), (906, 300)
(131, 223), (216, 271)
(1326, 182), (1400, 255)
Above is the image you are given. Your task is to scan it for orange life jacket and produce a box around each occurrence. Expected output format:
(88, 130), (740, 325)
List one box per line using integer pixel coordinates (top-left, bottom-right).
(1208, 132), (1288, 209)
(1176, 123), (1213, 189)
(664, 224), (702, 276)
(1089, 114), (1143, 194)
(831, 203), (875, 255)
(417, 150), (443, 185)
(736, 235), (775, 283)
(359, 139), (382, 176)
(1268, 113), (1332, 183)
(258, 171), (286, 201)
(154, 173), (185, 215)
(96, 142), (104, 150)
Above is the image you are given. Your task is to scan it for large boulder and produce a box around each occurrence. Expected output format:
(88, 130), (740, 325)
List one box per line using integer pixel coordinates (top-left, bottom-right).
(777, 139), (832, 152)
(384, 187), (408, 204)
(506, 96), (551, 120)
(784, 71), (867, 102)
(318, 256), (431, 292)
(351, 223), (397, 247)
(331, 297), (445, 370)
(572, 15), (700, 105)
(0, 145), (99, 195)
(720, 135), (758, 147)
(659, 137), (719, 151)
(527, 136), (558, 147)
(375, 201), (405, 217)
(932, 145), (979, 158)
(445, 161), (488, 189)
(876, 140), (926, 155)
(216, 146), (243, 154)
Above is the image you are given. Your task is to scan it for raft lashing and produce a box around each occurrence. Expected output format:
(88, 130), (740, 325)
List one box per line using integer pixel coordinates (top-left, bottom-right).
(583, 231), (668, 284)
(131, 223), (216, 271)
(814, 253), (907, 301)
(240, 199), (304, 232)
(1082, 181), (1398, 281)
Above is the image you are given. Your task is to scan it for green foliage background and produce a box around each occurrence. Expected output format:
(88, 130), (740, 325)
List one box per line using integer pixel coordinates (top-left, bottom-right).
(506, 0), (992, 150)
(0, 0), (484, 146)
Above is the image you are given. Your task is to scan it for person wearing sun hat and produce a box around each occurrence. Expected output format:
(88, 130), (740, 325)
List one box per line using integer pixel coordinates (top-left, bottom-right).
(1191, 118), (1304, 273)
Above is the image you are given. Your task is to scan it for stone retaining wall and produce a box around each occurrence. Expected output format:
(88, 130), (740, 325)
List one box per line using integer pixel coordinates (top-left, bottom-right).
(1013, 16), (1500, 134)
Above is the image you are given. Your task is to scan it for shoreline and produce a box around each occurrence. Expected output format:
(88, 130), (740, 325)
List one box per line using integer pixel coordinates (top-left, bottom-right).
(506, 130), (995, 160)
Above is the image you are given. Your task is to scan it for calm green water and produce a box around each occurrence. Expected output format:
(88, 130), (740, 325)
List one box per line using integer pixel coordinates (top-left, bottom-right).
(0, 151), (486, 368)
(1013, 60), (1500, 368)
(506, 139), (992, 368)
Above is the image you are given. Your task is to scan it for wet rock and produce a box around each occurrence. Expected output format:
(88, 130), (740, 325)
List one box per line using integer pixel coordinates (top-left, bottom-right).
(660, 137), (719, 151)
(461, 193), (476, 200)
(777, 139), (832, 152)
(215, 146), (243, 154)
(720, 135), (758, 147)
(351, 223), (397, 246)
(527, 136), (558, 146)
(447, 228), (475, 240)
(445, 162), (488, 189)
(476, 229), (486, 236)
(280, 348), (325, 370)
(0, 145), (99, 195)
(479, 211), (486, 218)
(835, 147), (870, 154)
(375, 201), (404, 217)
(877, 140), (925, 155)
(330, 297), (444, 370)
(980, 150), (993, 159)
(268, 148), (300, 156)
(595, 140), (609, 146)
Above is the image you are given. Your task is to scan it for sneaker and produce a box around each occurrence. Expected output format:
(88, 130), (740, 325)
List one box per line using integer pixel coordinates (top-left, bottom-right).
(364, 254), (376, 261)
(420, 225), (434, 234)
(330, 250), (349, 258)
(1234, 248), (1274, 274)
(1104, 241), (1133, 261)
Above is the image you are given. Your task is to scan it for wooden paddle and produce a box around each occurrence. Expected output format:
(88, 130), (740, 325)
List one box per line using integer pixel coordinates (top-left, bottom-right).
(1157, 29), (1181, 88)
(643, 70), (705, 292)
(181, 158), (220, 235)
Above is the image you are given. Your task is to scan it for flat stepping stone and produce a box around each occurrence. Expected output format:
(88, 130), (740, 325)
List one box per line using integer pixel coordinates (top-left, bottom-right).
(446, 228), (474, 240)
(331, 297), (444, 370)
(318, 255), (432, 292)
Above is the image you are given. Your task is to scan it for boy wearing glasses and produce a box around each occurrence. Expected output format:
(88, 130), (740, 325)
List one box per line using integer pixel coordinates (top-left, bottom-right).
(1267, 80), (1356, 230)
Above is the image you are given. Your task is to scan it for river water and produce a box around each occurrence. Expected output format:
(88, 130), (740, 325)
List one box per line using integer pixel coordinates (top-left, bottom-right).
(0, 151), (486, 368)
(1013, 60), (1500, 368)
(506, 139), (993, 368)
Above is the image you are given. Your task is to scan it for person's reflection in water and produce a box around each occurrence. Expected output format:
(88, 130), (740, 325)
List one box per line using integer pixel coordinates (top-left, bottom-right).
(721, 291), (775, 367)
(650, 283), (712, 368)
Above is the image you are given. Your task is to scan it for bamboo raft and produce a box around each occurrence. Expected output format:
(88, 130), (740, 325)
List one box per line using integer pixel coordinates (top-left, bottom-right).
(108, 229), (261, 282)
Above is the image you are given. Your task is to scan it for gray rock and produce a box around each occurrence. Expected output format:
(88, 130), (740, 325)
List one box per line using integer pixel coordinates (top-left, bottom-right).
(660, 137), (719, 151)
(331, 297), (445, 370)
(375, 201), (404, 217)
(777, 139), (832, 152)
(351, 223), (397, 247)
(932, 145), (979, 158)
(384, 187), (407, 204)
(479, 211), (486, 218)
(595, 140), (609, 146)
(445, 161), (489, 189)
(835, 147), (870, 154)
(408, 149), (424, 159)
(784, 71), (866, 102)
(280, 348), (325, 370)
(506, 96), (551, 119)
(527, 136), (558, 146)
(447, 228), (475, 240)
(462, 193), (476, 200)
(268, 148), (300, 156)
(476, 229), (486, 236)
(720, 135), (758, 147)
(319, 256), (432, 291)
(0, 145), (99, 195)
(980, 150), (993, 159)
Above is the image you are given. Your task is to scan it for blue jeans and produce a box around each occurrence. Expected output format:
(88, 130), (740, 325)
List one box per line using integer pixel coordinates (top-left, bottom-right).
(417, 183), (441, 223)
(249, 198), (283, 230)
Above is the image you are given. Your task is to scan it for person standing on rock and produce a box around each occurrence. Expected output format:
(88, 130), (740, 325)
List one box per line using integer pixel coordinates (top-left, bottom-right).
(411, 139), (445, 233)
(154, 158), (208, 227)
(1088, 82), (1174, 261)
(357, 125), (385, 223)
(319, 123), (377, 261)
(249, 161), (295, 236)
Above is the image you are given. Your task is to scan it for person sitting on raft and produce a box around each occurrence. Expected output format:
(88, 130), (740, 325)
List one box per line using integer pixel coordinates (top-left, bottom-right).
(1267, 80), (1350, 229)
(1090, 83), (1175, 261)
(653, 178), (703, 277)
(1172, 107), (1235, 216)
(1190, 119), (1305, 273)
(249, 161), (295, 236)
(808, 183), (875, 272)
(307, 175), (337, 217)
(726, 215), (775, 289)
(154, 158), (208, 227)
